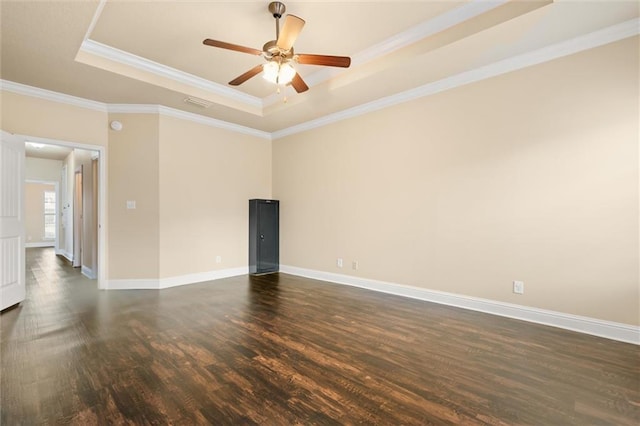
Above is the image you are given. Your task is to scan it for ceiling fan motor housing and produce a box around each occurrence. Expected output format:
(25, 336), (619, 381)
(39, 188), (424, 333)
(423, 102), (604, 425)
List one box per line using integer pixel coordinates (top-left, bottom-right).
(263, 40), (294, 59)
(269, 2), (286, 18)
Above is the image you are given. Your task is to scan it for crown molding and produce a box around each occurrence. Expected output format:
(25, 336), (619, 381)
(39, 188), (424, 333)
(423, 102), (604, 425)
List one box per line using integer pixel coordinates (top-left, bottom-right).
(351, 0), (508, 65)
(263, 0), (510, 106)
(272, 17), (640, 140)
(108, 104), (160, 114)
(157, 106), (272, 140)
(3, 18), (638, 142)
(78, 39), (263, 110)
(0, 80), (108, 112)
(83, 0), (107, 42)
(1, 81), (270, 140)
(108, 103), (271, 139)
(83, 0), (510, 110)
(81, 0), (262, 115)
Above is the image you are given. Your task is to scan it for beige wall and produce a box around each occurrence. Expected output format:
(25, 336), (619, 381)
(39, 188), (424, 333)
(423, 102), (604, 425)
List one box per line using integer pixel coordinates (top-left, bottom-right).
(107, 113), (271, 280)
(107, 113), (160, 279)
(1, 91), (108, 146)
(158, 116), (271, 278)
(2, 91), (108, 277)
(25, 182), (56, 245)
(25, 157), (63, 181)
(1, 92), (271, 283)
(2, 38), (637, 327)
(273, 37), (639, 326)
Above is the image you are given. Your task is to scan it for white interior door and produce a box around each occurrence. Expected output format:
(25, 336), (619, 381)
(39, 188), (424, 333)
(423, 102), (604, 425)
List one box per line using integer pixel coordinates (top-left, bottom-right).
(0, 130), (25, 310)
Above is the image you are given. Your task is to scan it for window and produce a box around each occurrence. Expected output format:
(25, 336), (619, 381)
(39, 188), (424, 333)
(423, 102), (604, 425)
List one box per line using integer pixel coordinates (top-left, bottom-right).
(44, 190), (56, 240)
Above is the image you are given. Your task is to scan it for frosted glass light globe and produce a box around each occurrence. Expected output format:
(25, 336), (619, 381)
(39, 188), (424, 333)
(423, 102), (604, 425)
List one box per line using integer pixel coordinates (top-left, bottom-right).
(262, 61), (296, 85)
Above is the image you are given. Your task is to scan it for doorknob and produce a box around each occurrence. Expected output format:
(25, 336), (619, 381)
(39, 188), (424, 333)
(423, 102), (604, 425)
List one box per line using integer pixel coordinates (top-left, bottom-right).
(260, 234), (264, 240)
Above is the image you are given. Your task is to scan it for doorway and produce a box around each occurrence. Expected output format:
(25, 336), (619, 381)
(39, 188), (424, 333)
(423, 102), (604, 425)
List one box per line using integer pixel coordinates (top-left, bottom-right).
(21, 135), (106, 288)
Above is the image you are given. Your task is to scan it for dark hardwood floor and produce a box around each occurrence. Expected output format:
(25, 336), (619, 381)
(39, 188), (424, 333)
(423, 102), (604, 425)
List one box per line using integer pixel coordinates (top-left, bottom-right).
(1, 248), (638, 425)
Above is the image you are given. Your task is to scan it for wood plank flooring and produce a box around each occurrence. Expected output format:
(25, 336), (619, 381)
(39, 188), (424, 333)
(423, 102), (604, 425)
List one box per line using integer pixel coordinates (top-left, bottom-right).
(1, 248), (639, 425)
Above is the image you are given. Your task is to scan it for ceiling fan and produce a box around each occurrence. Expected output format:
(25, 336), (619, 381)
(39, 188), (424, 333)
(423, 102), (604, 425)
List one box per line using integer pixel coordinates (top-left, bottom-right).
(203, 1), (351, 93)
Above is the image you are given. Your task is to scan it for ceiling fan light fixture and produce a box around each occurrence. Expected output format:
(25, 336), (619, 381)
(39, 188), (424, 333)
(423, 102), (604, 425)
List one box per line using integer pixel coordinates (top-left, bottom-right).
(263, 61), (296, 85)
(203, 1), (350, 94)
(279, 62), (296, 85)
(262, 61), (279, 83)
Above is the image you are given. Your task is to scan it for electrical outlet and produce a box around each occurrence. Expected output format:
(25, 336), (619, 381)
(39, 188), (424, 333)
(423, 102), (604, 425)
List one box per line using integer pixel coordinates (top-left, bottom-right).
(337, 258), (343, 268)
(216, 256), (222, 264)
(352, 261), (359, 270)
(513, 280), (524, 294)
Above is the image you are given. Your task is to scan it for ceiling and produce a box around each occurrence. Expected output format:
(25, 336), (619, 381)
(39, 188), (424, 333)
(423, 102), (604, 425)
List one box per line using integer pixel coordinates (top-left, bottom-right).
(1, 1), (638, 134)
(25, 142), (73, 161)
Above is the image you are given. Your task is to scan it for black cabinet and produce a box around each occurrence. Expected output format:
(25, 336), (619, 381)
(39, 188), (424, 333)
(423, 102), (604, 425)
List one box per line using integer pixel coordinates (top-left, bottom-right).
(249, 199), (279, 274)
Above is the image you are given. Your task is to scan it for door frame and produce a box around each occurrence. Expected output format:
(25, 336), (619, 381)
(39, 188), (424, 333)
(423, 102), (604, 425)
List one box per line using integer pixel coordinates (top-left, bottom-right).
(19, 134), (107, 289)
(73, 166), (83, 268)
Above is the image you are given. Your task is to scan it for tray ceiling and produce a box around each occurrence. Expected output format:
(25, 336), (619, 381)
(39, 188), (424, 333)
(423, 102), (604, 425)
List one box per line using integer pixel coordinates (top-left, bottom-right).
(1, 1), (638, 133)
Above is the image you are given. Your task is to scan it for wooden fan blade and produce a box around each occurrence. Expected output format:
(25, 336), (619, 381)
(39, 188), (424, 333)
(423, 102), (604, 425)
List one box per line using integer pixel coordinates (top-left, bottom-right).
(290, 73), (309, 93)
(297, 54), (351, 68)
(203, 39), (262, 56)
(229, 64), (264, 86)
(277, 15), (305, 51)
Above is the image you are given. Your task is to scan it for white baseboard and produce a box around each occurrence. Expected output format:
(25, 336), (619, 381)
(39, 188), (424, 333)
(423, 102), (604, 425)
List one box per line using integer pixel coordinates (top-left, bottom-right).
(56, 250), (73, 263)
(105, 266), (249, 291)
(157, 267), (249, 289)
(106, 278), (159, 290)
(26, 242), (55, 248)
(81, 265), (97, 279)
(280, 265), (640, 345)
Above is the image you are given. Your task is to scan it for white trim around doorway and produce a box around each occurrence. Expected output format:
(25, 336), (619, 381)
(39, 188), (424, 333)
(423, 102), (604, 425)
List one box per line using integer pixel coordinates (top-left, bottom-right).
(20, 135), (107, 290)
